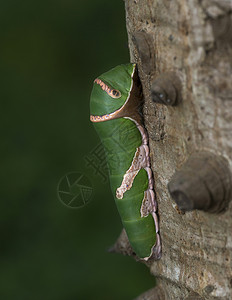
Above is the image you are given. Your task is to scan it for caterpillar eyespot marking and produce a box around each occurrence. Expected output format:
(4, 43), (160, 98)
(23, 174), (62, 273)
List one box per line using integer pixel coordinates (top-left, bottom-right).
(94, 78), (121, 99)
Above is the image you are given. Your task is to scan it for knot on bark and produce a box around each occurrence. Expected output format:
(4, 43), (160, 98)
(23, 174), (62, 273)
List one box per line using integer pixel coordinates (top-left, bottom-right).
(168, 151), (232, 213)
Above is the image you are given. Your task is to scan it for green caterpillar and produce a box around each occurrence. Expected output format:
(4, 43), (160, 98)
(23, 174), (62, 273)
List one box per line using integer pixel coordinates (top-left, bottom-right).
(90, 63), (161, 260)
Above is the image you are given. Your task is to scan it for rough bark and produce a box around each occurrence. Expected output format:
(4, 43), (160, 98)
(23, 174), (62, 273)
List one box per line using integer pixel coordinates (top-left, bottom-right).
(122, 0), (232, 299)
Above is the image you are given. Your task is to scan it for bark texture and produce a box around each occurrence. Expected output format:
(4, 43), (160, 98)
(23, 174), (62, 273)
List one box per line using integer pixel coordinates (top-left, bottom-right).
(123, 0), (232, 299)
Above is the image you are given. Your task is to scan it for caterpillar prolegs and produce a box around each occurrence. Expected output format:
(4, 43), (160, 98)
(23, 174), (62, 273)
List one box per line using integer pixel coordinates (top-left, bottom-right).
(90, 64), (161, 260)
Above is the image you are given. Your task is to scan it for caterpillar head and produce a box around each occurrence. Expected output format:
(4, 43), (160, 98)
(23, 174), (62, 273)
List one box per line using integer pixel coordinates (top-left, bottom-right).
(90, 64), (136, 120)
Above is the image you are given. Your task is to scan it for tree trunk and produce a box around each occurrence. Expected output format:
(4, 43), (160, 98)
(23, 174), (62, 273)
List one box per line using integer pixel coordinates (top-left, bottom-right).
(123, 0), (232, 299)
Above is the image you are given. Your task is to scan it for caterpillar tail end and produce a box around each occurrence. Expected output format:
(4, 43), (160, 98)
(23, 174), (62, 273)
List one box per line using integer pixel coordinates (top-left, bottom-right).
(143, 233), (162, 261)
(151, 233), (162, 260)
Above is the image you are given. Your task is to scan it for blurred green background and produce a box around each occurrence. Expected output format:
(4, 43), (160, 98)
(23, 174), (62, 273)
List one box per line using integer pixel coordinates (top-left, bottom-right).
(0, 1), (155, 299)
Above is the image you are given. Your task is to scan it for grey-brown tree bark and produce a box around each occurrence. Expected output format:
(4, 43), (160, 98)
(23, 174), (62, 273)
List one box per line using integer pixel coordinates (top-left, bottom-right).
(118, 1), (232, 299)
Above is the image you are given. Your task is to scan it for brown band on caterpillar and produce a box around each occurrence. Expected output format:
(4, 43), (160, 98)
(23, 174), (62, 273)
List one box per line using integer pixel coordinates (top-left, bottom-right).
(94, 78), (121, 98)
